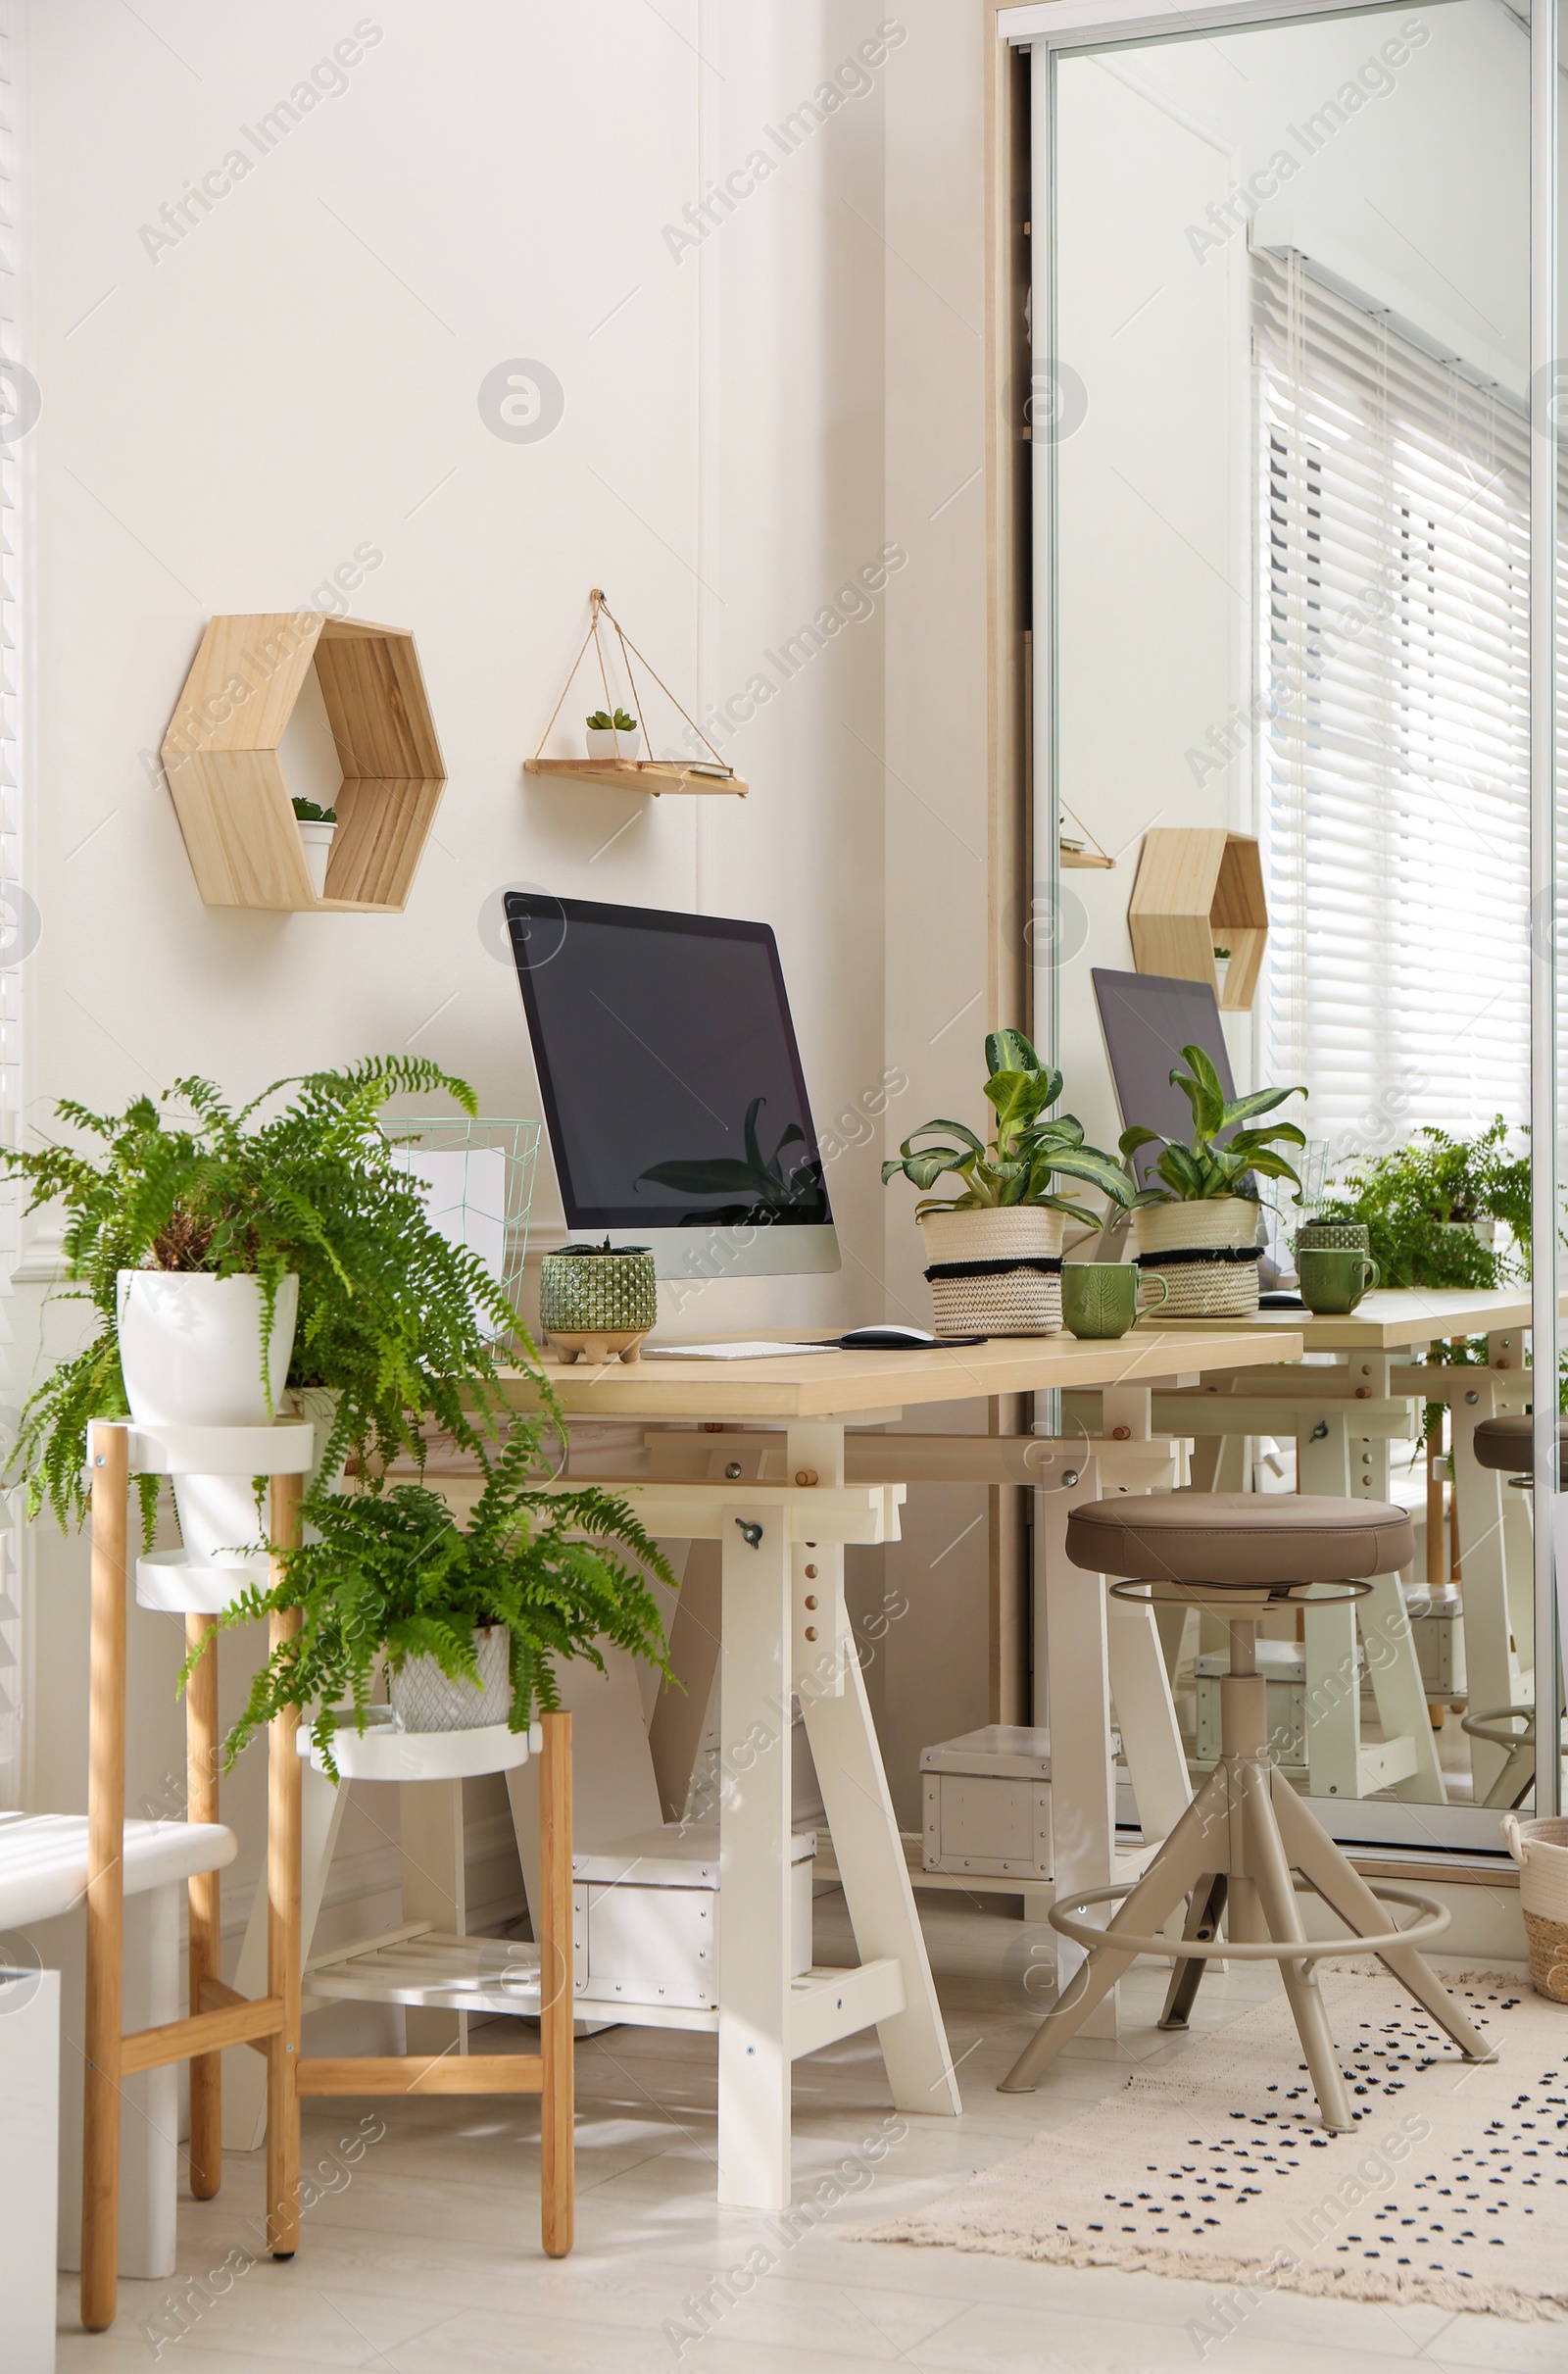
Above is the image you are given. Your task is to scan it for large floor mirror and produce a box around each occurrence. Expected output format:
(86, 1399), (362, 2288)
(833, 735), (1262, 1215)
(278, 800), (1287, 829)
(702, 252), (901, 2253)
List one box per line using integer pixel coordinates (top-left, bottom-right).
(1016, 0), (1563, 1851)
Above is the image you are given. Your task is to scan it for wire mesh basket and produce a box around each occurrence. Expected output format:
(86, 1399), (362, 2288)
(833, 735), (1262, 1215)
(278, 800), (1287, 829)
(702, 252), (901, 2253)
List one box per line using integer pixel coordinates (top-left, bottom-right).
(379, 1116), (541, 1335)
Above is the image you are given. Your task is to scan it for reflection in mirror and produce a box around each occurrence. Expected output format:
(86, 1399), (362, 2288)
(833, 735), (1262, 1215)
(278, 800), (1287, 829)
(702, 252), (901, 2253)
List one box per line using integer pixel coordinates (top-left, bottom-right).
(1052, 2), (1536, 1830)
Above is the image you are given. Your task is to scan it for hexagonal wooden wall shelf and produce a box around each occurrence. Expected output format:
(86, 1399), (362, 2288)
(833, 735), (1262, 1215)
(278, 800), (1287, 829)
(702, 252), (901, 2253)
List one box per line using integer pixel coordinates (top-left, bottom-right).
(1128, 827), (1268, 1012)
(161, 614), (446, 912)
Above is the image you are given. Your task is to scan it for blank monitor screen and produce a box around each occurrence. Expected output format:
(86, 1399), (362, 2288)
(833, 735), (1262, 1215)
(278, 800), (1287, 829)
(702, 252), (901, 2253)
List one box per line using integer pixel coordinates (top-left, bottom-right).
(1092, 968), (1236, 1188)
(505, 894), (831, 1237)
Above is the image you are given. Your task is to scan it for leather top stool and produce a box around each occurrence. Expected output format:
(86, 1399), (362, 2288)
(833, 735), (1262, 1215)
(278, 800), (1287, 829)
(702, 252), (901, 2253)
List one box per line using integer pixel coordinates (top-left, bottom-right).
(1472, 1412), (1568, 1484)
(1000, 1493), (1494, 2128)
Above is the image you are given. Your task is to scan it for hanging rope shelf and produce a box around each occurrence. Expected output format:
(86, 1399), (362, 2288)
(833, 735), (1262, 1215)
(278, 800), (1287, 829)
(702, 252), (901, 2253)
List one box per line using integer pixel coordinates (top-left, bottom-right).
(1058, 798), (1114, 870)
(524, 590), (747, 798)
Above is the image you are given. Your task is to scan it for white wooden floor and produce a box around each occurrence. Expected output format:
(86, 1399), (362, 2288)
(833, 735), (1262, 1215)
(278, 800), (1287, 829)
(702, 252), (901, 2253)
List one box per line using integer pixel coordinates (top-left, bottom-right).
(57, 1895), (1554, 2373)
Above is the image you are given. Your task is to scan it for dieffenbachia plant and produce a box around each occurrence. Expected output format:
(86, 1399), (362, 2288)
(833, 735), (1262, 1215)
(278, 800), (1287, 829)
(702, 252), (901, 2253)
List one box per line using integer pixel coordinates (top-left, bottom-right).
(1119, 1044), (1307, 1204)
(880, 1030), (1136, 1218)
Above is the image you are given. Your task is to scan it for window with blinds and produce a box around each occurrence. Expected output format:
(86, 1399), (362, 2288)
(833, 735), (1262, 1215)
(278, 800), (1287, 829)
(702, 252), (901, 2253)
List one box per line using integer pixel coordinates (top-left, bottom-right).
(1253, 246), (1531, 1162)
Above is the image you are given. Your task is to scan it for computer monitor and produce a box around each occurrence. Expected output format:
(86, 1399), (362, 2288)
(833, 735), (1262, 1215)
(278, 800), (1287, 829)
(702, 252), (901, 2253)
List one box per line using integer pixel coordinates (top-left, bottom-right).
(1092, 967), (1237, 1190)
(505, 893), (840, 1281)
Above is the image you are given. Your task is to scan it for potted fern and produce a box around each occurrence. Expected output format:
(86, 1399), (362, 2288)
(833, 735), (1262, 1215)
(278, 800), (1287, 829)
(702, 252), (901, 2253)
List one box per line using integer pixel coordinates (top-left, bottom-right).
(203, 1429), (675, 1778)
(881, 1030), (1134, 1335)
(1118, 1045), (1306, 1317)
(3, 1059), (522, 1596)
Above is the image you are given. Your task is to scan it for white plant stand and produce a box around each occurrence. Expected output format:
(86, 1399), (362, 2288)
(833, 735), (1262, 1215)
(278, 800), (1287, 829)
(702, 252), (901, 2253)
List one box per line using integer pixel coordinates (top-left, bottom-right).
(79, 1417), (315, 2334)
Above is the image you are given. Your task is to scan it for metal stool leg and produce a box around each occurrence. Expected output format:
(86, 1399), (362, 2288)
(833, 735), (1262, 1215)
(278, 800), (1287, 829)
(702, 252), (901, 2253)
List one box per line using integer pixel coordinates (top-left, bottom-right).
(1001, 1764), (1227, 2092)
(1242, 1761), (1352, 2129)
(1269, 1776), (1494, 2063)
(1158, 1873), (1226, 2032)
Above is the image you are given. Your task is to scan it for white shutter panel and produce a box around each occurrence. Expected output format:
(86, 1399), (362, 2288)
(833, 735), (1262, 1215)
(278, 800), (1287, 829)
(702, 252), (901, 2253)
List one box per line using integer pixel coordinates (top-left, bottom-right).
(1254, 247), (1531, 1154)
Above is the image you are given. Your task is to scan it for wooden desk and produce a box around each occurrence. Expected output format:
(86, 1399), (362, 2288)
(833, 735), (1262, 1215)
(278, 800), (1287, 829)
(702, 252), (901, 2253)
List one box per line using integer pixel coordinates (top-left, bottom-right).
(499, 1326), (1299, 2207)
(1151, 1285), (1537, 1354)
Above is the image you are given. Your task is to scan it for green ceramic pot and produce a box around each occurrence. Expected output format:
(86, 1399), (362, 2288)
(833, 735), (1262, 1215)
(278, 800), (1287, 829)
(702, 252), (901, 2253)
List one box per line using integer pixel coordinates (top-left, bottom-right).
(1296, 1219), (1370, 1257)
(540, 1243), (658, 1357)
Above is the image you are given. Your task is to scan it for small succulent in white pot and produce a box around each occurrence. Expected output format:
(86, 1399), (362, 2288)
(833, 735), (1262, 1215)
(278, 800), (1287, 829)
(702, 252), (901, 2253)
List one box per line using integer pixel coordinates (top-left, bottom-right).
(586, 707), (641, 762)
(292, 795), (338, 898)
(881, 1030), (1135, 1336)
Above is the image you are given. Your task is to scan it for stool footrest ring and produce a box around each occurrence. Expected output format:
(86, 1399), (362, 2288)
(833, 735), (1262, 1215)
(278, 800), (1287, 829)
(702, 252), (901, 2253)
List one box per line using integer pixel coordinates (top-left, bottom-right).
(1107, 1576), (1372, 1612)
(1460, 1704), (1534, 1749)
(1048, 1875), (1449, 1962)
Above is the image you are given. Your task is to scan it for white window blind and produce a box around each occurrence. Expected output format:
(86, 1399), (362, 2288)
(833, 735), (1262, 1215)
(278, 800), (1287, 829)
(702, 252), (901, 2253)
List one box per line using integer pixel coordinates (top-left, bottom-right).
(1254, 246), (1531, 1159)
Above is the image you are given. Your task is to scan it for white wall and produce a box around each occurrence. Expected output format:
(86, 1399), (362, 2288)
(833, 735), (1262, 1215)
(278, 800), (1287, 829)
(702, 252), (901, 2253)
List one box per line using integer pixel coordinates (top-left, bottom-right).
(9, 4), (994, 1854)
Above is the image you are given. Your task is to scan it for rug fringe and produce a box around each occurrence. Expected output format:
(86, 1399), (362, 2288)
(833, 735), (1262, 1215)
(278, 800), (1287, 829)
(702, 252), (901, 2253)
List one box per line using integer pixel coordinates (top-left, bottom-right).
(858, 2222), (1568, 2322)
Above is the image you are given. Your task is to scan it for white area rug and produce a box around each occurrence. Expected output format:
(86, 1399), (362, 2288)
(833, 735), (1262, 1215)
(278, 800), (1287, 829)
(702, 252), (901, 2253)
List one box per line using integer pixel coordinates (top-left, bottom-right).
(862, 1970), (1568, 2321)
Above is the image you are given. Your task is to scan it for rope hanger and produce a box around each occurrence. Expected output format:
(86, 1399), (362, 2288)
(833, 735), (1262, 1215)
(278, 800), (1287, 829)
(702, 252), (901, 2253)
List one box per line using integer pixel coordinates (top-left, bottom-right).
(532, 590), (735, 775)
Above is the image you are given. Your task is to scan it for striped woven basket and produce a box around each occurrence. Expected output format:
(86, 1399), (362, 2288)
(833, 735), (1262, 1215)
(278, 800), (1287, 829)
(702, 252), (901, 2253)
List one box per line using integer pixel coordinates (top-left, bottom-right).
(918, 1207), (1065, 1338)
(1141, 1255), (1260, 1319)
(1131, 1197), (1262, 1321)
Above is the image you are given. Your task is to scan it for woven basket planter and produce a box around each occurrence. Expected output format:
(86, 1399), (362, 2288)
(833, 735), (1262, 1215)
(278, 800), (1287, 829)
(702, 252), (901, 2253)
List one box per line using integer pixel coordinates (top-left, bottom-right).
(389, 1624), (513, 1734)
(1504, 1814), (1568, 2003)
(1130, 1197), (1262, 1320)
(918, 1207), (1064, 1337)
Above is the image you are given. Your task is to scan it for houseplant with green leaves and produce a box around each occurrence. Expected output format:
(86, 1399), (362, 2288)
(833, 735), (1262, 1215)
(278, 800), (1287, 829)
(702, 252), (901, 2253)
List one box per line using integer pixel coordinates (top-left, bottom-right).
(202, 1426), (675, 1778)
(880, 1029), (1135, 1335)
(3, 1058), (526, 1584)
(1116, 1044), (1307, 1316)
(1312, 1118), (1528, 1290)
(586, 705), (640, 760)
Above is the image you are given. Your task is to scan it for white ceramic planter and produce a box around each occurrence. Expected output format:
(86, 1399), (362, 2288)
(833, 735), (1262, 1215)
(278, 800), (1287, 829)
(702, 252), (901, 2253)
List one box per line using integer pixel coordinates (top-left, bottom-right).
(388, 1625), (512, 1733)
(586, 726), (641, 762)
(296, 819), (337, 899)
(917, 1206), (1065, 1337)
(117, 1270), (299, 1586)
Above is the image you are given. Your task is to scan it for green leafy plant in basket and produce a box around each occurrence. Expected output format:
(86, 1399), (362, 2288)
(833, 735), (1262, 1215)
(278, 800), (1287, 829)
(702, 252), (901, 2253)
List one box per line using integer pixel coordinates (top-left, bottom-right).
(1117, 1045), (1307, 1204)
(2, 1058), (526, 1542)
(880, 1030), (1136, 1216)
(196, 1426), (676, 1779)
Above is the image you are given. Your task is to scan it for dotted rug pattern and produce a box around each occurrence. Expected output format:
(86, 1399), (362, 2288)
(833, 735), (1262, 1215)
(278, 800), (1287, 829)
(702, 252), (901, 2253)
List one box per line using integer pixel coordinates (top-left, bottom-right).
(860, 1969), (1568, 2320)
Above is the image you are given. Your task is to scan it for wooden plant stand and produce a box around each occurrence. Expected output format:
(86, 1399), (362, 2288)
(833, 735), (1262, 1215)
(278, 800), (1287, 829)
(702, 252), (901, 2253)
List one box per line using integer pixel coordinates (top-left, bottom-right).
(81, 1419), (574, 2335)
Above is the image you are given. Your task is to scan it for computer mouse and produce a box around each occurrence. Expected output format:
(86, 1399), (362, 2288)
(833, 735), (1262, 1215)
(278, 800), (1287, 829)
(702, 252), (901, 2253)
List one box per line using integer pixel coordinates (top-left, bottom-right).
(838, 1324), (986, 1349)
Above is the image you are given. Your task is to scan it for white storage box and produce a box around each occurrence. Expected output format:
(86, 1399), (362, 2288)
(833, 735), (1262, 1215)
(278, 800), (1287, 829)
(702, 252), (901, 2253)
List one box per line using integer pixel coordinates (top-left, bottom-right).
(920, 1726), (1054, 1880)
(1195, 1640), (1305, 1767)
(1410, 1583), (1466, 1699)
(572, 1824), (815, 2012)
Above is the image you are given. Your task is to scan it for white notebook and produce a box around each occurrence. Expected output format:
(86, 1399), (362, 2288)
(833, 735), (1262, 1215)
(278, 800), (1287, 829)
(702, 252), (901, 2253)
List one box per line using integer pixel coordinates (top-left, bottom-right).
(641, 1340), (827, 1360)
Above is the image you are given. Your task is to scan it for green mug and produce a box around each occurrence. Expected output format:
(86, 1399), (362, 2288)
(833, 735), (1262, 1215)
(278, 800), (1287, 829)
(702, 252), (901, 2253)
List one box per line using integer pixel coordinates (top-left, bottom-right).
(1298, 1247), (1380, 1314)
(1061, 1261), (1170, 1340)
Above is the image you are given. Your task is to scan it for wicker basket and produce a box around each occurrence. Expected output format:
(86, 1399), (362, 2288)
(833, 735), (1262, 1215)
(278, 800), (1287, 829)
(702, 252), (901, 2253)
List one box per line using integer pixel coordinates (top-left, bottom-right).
(918, 1207), (1064, 1338)
(1130, 1197), (1262, 1321)
(1503, 1813), (1568, 2003)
